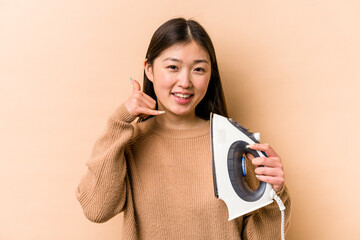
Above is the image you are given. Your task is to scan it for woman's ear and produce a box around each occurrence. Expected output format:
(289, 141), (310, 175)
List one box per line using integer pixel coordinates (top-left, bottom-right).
(144, 59), (154, 82)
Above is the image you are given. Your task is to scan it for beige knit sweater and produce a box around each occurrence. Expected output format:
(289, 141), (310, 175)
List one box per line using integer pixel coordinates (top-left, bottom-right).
(75, 104), (291, 240)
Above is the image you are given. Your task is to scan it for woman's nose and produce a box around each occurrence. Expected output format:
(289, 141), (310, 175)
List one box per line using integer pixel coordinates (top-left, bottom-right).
(177, 72), (192, 88)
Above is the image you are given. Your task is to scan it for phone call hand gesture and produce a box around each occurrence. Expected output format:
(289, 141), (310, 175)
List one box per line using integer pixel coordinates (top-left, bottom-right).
(125, 78), (165, 119)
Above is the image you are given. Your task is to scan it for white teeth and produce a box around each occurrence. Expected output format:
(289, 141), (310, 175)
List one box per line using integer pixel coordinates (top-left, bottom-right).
(174, 93), (191, 99)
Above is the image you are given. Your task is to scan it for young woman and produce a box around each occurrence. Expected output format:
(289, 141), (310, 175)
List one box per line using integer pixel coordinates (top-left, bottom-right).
(76, 18), (291, 239)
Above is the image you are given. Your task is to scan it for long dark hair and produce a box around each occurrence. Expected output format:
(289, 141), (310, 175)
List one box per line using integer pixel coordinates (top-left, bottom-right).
(143, 18), (228, 120)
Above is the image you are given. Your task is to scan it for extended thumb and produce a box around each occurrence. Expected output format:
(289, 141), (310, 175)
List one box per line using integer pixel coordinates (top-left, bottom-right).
(130, 77), (141, 92)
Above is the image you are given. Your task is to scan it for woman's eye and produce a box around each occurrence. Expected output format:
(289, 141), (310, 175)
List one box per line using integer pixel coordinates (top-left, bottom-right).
(167, 65), (178, 70)
(194, 67), (205, 72)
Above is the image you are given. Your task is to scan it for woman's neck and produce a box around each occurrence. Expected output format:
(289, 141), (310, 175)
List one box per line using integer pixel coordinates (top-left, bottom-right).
(155, 112), (208, 130)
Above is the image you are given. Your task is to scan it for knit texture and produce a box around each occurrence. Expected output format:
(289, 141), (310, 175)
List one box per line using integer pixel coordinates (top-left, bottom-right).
(76, 104), (291, 240)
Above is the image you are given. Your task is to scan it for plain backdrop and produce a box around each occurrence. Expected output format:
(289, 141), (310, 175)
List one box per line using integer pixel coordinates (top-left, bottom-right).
(1, 0), (359, 239)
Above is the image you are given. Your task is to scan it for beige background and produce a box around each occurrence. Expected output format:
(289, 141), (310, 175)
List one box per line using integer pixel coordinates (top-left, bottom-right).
(1, 0), (359, 239)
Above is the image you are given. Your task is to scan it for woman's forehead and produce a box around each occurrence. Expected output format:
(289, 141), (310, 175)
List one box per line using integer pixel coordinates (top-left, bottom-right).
(156, 41), (210, 62)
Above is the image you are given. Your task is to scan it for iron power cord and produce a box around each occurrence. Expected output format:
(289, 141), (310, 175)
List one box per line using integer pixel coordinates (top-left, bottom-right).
(273, 192), (286, 240)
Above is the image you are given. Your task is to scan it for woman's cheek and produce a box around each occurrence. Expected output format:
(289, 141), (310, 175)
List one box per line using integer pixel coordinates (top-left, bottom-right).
(154, 71), (173, 88)
(198, 76), (211, 92)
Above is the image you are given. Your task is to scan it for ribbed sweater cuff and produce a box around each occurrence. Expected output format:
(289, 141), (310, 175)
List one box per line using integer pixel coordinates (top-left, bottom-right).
(109, 103), (137, 123)
(275, 183), (288, 198)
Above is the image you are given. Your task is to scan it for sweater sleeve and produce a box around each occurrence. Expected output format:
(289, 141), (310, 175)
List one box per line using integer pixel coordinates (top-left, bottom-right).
(241, 184), (292, 239)
(75, 103), (137, 223)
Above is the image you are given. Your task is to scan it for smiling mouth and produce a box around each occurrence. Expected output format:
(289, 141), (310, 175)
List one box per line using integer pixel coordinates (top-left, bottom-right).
(172, 93), (193, 99)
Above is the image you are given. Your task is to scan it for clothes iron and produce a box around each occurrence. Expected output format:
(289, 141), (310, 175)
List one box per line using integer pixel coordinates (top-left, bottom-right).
(210, 113), (276, 221)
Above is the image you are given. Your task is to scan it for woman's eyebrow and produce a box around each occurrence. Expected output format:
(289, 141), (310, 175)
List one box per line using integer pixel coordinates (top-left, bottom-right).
(194, 59), (209, 64)
(162, 57), (209, 64)
(163, 57), (182, 62)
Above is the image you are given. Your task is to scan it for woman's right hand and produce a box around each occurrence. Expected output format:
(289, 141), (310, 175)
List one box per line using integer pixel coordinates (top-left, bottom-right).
(125, 78), (165, 118)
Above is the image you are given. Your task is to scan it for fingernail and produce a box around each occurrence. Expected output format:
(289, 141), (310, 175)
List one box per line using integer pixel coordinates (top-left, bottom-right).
(129, 77), (133, 84)
(158, 111), (165, 114)
(246, 144), (254, 149)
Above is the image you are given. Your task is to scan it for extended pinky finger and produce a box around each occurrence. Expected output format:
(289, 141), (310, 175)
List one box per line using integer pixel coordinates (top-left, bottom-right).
(138, 107), (165, 116)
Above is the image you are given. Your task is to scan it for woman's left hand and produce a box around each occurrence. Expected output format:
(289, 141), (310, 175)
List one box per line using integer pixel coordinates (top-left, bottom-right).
(246, 143), (285, 193)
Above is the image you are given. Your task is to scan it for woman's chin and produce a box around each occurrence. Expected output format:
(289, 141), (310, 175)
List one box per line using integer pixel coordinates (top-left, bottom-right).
(163, 107), (195, 118)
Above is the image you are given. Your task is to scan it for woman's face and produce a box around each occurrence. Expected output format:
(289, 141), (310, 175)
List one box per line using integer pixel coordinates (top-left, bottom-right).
(145, 41), (211, 118)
